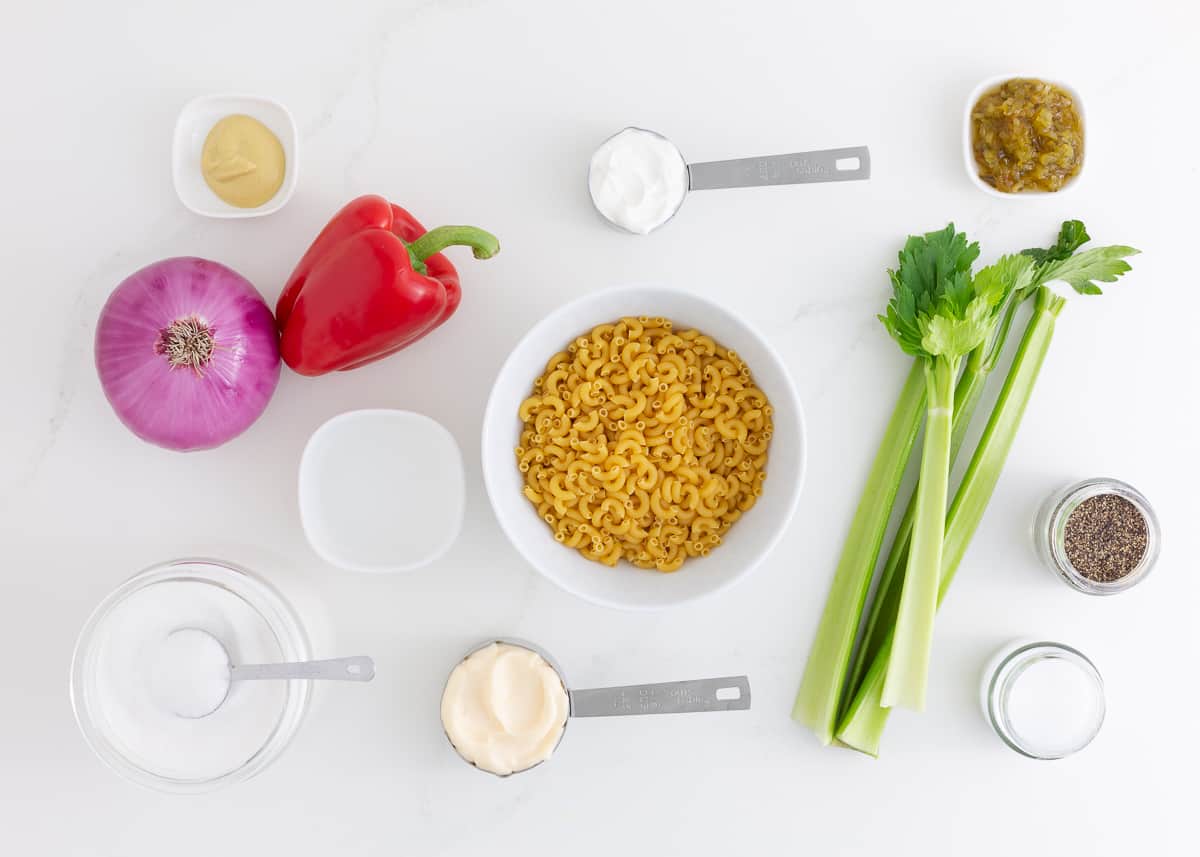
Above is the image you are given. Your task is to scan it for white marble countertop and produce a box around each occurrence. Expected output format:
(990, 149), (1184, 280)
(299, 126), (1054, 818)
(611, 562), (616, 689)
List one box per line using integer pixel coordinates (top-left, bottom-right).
(2, 1), (1196, 854)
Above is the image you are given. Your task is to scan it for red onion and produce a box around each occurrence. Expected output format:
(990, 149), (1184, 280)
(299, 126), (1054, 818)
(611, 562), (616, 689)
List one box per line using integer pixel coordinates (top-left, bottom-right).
(95, 257), (281, 451)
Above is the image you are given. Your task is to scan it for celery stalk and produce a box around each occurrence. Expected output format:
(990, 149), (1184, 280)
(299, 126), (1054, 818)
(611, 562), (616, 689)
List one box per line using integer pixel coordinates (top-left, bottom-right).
(874, 235), (1025, 712)
(881, 357), (956, 710)
(840, 302), (1012, 710)
(837, 287), (1064, 754)
(791, 360), (925, 743)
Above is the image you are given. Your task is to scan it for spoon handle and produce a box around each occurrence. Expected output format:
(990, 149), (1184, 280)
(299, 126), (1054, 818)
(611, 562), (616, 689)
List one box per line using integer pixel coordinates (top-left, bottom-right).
(231, 656), (376, 683)
(688, 146), (870, 190)
(569, 676), (750, 717)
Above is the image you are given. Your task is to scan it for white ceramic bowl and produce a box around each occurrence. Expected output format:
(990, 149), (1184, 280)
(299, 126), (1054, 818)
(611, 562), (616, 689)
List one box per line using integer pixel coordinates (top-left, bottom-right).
(481, 286), (806, 610)
(172, 94), (298, 218)
(299, 410), (465, 573)
(963, 74), (1085, 199)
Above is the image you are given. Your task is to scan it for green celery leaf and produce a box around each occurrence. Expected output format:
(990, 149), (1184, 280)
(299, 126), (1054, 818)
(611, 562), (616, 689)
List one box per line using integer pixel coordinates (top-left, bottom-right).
(880, 268), (923, 354)
(1022, 220), (1091, 264)
(882, 226), (1034, 364)
(882, 224), (981, 358)
(973, 254), (1037, 309)
(939, 267), (977, 316)
(1037, 245), (1140, 295)
(919, 295), (993, 358)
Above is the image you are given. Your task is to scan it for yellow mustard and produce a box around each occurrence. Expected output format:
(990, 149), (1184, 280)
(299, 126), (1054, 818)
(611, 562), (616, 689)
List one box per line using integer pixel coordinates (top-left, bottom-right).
(200, 115), (285, 208)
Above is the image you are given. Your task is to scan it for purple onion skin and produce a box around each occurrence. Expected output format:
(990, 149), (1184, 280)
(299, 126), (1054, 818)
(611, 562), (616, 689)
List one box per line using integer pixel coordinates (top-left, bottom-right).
(95, 257), (281, 451)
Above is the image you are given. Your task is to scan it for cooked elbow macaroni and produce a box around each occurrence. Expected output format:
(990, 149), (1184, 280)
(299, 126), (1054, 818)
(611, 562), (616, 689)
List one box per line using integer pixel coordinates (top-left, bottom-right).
(516, 317), (773, 572)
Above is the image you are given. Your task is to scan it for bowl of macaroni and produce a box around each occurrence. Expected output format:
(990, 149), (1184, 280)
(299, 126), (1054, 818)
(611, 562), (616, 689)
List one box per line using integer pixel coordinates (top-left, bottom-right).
(482, 286), (805, 610)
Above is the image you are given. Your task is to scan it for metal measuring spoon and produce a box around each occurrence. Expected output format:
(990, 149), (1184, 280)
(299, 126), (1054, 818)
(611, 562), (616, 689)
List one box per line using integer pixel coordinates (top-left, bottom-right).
(442, 638), (751, 777)
(588, 126), (871, 234)
(151, 628), (375, 719)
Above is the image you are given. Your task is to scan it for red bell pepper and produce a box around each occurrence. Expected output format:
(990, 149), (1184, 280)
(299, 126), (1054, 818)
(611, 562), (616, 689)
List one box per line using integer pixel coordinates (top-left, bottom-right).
(276, 195), (499, 376)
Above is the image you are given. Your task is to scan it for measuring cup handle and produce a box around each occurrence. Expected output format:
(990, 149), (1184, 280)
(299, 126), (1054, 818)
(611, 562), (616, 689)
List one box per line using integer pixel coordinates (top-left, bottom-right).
(569, 676), (750, 717)
(688, 146), (870, 190)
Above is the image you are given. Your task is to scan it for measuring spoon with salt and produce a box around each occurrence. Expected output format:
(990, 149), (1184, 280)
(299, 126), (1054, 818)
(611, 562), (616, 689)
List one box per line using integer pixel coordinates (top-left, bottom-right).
(149, 628), (375, 719)
(587, 126), (871, 235)
(441, 638), (751, 778)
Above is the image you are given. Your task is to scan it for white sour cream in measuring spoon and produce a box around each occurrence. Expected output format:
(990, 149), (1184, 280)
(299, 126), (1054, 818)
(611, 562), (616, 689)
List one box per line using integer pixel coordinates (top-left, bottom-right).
(588, 127), (690, 235)
(588, 127), (872, 235)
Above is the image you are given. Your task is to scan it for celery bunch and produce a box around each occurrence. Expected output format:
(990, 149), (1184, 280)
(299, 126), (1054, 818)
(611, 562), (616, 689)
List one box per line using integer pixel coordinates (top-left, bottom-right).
(793, 221), (1137, 752)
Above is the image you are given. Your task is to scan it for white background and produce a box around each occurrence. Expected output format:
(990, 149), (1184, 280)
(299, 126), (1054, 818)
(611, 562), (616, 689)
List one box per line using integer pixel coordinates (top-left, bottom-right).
(2, 0), (1197, 854)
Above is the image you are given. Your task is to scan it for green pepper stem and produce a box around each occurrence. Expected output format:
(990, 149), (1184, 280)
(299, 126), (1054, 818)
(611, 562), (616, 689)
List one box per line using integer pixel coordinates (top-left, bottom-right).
(406, 226), (501, 264)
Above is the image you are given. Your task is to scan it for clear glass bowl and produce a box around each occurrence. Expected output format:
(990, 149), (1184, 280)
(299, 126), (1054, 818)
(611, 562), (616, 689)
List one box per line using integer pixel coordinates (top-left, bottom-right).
(69, 558), (311, 793)
(1033, 477), (1160, 595)
(981, 640), (1105, 760)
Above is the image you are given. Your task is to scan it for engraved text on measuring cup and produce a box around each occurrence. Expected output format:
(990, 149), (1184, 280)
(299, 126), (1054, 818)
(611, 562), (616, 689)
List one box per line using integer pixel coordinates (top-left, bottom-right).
(747, 157), (827, 182)
(786, 158), (826, 177)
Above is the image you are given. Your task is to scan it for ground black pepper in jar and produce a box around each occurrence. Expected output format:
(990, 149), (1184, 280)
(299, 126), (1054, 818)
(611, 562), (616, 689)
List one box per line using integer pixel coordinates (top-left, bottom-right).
(1034, 478), (1160, 595)
(1063, 494), (1148, 582)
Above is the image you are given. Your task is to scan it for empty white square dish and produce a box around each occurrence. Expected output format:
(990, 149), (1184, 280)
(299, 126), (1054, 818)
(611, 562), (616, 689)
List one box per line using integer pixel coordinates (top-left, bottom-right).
(299, 410), (465, 573)
(172, 94), (298, 218)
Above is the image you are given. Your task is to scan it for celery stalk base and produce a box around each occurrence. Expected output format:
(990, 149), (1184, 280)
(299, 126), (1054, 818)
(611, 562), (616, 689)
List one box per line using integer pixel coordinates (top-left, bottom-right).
(792, 361), (926, 744)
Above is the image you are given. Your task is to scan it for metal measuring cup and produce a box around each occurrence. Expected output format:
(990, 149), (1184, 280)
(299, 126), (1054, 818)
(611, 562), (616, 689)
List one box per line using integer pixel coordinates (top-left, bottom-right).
(588, 126), (871, 234)
(441, 638), (751, 777)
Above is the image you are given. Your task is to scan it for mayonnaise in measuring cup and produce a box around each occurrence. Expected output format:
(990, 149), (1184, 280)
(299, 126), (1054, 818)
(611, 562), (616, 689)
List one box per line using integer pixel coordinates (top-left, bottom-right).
(440, 642), (569, 775)
(588, 128), (689, 234)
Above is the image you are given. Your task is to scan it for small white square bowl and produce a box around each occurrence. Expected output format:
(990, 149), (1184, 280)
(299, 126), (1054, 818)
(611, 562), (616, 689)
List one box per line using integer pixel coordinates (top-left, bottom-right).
(299, 410), (465, 574)
(172, 94), (298, 218)
(963, 74), (1085, 199)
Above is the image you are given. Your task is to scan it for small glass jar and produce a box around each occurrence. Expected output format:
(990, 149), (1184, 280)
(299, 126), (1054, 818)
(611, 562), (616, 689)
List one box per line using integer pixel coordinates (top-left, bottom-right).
(1033, 477), (1160, 594)
(981, 640), (1105, 760)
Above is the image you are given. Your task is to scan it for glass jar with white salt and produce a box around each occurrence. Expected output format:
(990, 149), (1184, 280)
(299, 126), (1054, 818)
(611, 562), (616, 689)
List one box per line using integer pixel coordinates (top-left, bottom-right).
(981, 640), (1105, 760)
